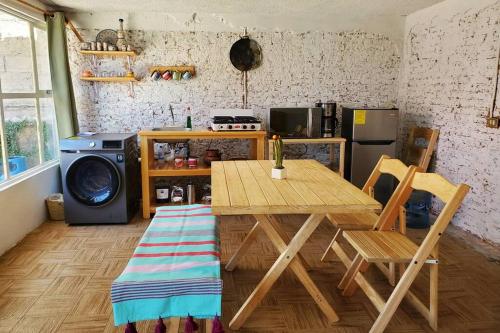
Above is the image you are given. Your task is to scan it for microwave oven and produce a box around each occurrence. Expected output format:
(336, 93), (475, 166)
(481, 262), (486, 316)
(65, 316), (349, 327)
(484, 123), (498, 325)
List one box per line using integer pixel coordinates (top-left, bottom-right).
(269, 107), (322, 138)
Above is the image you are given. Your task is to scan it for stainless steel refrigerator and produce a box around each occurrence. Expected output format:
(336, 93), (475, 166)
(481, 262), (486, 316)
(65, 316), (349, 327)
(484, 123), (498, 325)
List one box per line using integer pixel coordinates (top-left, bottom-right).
(341, 107), (399, 204)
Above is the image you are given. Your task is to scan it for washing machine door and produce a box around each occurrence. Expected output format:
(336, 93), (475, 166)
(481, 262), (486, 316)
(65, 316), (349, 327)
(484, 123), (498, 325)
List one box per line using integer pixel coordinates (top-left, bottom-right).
(66, 154), (121, 207)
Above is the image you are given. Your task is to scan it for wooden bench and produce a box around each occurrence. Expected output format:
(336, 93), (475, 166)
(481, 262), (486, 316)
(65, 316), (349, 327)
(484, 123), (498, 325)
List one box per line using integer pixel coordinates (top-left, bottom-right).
(111, 204), (223, 332)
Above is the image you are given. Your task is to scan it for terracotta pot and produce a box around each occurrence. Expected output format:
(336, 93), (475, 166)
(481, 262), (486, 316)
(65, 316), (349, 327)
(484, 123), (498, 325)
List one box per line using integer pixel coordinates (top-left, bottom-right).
(203, 149), (221, 166)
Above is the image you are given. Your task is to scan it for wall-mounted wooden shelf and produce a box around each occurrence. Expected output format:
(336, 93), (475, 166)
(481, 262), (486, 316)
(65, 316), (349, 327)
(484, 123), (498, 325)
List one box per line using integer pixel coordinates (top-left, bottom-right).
(149, 65), (196, 75)
(79, 50), (137, 57)
(80, 76), (138, 83)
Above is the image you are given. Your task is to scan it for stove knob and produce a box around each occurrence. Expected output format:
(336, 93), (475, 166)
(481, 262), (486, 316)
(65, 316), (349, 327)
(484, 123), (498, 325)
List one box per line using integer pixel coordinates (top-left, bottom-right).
(228, 125), (232, 129)
(242, 125), (247, 129)
(250, 125), (256, 129)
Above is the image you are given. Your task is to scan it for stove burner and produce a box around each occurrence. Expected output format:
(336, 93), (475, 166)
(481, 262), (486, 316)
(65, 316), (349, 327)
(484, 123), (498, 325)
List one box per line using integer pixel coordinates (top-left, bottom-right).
(212, 116), (234, 124)
(234, 116), (260, 123)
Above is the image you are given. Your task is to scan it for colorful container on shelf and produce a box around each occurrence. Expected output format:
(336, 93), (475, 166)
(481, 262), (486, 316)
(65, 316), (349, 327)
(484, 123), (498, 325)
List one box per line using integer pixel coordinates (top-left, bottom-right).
(149, 66), (196, 81)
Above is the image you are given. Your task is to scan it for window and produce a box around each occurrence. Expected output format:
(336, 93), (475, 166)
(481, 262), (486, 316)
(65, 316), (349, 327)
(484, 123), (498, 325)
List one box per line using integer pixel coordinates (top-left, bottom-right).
(0, 9), (58, 184)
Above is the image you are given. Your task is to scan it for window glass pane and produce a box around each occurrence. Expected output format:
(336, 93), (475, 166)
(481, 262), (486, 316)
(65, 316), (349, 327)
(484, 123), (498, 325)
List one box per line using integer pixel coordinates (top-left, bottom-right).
(0, 11), (34, 93)
(40, 98), (58, 161)
(0, 140), (4, 181)
(4, 99), (40, 171)
(34, 27), (51, 91)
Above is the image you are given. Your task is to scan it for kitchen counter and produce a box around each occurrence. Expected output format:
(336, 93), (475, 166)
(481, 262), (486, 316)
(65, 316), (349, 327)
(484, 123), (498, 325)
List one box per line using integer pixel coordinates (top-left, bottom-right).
(138, 129), (267, 218)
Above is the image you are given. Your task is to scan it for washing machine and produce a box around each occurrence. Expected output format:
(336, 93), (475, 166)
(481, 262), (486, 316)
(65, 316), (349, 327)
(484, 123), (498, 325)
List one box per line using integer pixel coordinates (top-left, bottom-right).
(60, 133), (139, 224)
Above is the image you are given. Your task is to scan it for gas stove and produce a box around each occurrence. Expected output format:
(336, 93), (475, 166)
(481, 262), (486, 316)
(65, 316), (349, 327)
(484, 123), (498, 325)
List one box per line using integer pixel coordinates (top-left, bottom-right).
(211, 116), (262, 131)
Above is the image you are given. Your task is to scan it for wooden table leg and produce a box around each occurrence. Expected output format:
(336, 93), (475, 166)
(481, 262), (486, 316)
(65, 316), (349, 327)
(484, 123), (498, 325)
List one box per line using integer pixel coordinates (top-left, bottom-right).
(329, 143), (335, 169)
(225, 220), (260, 271)
(168, 317), (180, 333)
(266, 215), (312, 271)
(259, 215), (338, 320)
(339, 141), (345, 178)
(141, 138), (152, 218)
(229, 214), (339, 330)
(256, 136), (265, 160)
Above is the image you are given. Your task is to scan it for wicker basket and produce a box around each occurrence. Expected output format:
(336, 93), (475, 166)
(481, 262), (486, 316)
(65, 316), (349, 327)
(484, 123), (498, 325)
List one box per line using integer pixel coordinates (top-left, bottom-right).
(46, 193), (65, 221)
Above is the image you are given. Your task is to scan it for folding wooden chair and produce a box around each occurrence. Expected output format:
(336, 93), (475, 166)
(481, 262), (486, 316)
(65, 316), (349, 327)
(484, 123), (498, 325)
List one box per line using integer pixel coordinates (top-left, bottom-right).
(404, 127), (439, 171)
(338, 172), (469, 332)
(321, 155), (414, 286)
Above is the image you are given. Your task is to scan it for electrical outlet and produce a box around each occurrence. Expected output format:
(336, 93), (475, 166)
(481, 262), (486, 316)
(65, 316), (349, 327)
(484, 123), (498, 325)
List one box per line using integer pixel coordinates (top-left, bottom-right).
(486, 116), (500, 128)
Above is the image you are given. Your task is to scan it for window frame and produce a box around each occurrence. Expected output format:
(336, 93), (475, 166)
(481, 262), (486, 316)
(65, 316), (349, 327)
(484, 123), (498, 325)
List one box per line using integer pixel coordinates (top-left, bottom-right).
(0, 8), (58, 189)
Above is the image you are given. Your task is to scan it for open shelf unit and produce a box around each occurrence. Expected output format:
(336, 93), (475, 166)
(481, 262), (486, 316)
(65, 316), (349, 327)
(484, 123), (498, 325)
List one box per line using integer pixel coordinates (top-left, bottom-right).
(139, 130), (267, 217)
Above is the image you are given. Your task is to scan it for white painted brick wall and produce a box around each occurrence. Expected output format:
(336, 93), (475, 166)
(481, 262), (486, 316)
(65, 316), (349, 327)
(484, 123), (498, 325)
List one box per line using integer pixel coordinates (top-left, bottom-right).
(399, 1), (500, 243)
(67, 30), (400, 161)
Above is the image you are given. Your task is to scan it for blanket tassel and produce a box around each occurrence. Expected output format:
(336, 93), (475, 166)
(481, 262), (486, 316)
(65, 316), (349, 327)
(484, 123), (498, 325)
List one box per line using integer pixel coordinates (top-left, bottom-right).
(212, 315), (224, 333)
(184, 315), (199, 333)
(125, 322), (138, 333)
(155, 317), (166, 333)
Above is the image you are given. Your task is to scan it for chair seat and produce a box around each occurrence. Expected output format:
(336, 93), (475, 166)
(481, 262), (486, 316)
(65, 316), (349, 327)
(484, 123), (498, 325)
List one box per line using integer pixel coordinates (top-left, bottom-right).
(343, 231), (429, 263)
(327, 212), (379, 230)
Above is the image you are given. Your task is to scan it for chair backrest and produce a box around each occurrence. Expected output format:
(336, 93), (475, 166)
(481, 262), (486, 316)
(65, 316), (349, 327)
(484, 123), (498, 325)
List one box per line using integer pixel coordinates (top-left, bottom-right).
(376, 170), (469, 236)
(404, 127), (439, 172)
(362, 155), (411, 197)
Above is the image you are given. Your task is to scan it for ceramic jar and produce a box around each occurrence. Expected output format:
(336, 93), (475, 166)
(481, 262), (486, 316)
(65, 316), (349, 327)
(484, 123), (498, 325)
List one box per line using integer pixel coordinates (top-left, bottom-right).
(203, 149), (221, 166)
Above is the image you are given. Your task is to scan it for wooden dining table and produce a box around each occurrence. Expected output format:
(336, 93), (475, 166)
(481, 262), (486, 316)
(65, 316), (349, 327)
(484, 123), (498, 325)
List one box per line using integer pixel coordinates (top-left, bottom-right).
(211, 159), (382, 330)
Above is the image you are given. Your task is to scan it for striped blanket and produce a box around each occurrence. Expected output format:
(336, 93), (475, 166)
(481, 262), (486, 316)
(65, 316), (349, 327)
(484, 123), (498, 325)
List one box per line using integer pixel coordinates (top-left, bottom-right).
(111, 204), (222, 326)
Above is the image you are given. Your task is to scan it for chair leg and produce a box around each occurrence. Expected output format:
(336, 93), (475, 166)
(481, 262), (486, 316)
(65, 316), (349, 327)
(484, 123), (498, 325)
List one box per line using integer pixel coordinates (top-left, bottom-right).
(429, 263), (438, 331)
(342, 259), (369, 296)
(399, 262), (406, 275)
(321, 229), (341, 262)
(374, 262), (396, 287)
(370, 260), (426, 332)
(429, 246), (439, 331)
(338, 254), (363, 290)
(388, 262), (396, 286)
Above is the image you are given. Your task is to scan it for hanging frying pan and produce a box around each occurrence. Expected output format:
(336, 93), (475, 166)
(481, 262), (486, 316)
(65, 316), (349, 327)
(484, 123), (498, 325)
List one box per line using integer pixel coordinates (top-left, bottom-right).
(230, 35), (262, 71)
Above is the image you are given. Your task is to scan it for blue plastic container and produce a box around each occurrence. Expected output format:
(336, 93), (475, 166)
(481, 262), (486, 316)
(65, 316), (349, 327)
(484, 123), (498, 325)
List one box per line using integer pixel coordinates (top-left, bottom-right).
(406, 190), (432, 228)
(9, 156), (27, 175)
(0, 156), (28, 180)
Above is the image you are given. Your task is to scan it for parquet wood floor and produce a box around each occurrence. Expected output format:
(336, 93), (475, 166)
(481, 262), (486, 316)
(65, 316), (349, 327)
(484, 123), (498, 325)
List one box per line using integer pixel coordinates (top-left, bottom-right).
(0, 214), (499, 332)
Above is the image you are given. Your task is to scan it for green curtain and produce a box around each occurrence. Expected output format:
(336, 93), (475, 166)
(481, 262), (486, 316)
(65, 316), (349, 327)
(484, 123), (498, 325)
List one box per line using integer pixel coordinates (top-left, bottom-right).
(47, 12), (79, 138)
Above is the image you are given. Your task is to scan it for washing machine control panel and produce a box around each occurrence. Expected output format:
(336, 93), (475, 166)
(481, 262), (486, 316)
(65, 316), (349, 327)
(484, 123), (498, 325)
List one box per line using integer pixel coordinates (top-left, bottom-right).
(88, 141), (96, 148)
(116, 154), (124, 163)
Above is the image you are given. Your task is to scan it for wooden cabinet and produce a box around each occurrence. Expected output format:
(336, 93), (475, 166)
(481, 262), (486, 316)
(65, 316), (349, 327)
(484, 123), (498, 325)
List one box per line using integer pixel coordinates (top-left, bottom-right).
(138, 130), (267, 218)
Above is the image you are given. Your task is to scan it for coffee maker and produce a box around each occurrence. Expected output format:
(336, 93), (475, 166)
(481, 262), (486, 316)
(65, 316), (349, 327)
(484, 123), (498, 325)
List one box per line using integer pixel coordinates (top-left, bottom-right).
(315, 101), (338, 137)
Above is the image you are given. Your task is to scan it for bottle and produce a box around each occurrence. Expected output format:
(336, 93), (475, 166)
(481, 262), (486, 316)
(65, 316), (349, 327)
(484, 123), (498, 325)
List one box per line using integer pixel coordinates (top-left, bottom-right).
(187, 184), (196, 204)
(116, 19), (127, 50)
(157, 144), (165, 164)
(155, 183), (169, 203)
(186, 107), (192, 130)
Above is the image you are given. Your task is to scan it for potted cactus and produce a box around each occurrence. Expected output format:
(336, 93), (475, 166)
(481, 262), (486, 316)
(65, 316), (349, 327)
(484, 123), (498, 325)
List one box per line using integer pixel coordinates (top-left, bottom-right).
(271, 135), (286, 179)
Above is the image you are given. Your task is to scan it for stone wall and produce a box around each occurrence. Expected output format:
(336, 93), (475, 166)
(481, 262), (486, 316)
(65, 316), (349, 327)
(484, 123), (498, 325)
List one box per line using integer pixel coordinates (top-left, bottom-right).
(398, 0), (500, 243)
(67, 30), (400, 161)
